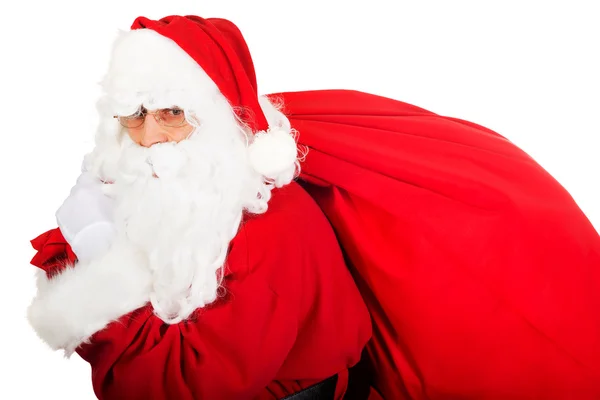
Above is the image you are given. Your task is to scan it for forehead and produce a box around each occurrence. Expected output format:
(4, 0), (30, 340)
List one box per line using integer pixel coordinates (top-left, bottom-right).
(138, 105), (182, 110)
(107, 92), (190, 116)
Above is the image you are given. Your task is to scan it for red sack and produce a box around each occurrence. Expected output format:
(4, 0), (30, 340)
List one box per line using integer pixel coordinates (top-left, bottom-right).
(272, 89), (600, 399)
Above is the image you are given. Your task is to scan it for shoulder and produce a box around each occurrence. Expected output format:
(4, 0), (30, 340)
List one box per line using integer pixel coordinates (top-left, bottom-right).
(226, 181), (342, 281)
(242, 181), (333, 248)
(243, 182), (346, 293)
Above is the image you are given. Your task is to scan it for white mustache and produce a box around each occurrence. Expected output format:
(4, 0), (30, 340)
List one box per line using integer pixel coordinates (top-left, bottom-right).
(118, 141), (190, 181)
(147, 143), (188, 179)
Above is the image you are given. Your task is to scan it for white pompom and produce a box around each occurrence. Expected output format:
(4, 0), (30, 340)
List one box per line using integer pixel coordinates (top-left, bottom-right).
(248, 129), (297, 178)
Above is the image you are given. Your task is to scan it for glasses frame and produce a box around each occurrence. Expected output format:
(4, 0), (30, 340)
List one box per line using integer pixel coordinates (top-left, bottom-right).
(113, 107), (189, 129)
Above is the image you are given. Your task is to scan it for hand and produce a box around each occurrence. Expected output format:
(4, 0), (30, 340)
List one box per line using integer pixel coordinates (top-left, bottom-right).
(55, 171), (117, 263)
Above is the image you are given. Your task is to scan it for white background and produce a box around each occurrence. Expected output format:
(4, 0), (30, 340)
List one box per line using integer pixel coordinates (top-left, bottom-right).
(1, 1), (598, 399)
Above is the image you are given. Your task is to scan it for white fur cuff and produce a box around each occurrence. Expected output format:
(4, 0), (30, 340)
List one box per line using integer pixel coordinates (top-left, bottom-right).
(27, 246), (152, 356)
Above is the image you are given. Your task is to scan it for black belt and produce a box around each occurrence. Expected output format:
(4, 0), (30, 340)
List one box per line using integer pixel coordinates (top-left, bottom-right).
(282, 375), (338, 400)
(282, 355), (370, 400)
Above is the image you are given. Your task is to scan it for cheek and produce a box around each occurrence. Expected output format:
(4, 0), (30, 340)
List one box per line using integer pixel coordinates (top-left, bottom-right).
(126, 128), (143, 144)
(172, 125), (195, 143)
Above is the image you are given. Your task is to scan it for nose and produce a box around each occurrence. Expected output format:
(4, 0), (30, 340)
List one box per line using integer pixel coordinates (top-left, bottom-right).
(139, 114), (168, 148)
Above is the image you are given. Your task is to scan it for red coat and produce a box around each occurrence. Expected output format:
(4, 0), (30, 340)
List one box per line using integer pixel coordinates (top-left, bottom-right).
(30, 182), (372, 399)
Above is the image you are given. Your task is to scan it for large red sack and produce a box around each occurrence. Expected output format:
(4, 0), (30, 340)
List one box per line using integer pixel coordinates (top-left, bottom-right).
(271, 89), (600, 399)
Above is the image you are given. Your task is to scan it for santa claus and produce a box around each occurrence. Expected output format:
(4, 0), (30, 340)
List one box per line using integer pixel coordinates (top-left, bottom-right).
(27, 15), (372, 400)
(27, 13), (600, 400)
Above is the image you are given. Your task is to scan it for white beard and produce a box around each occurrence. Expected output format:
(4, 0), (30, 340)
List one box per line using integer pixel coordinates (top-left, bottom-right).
(99, 122), (271, 324)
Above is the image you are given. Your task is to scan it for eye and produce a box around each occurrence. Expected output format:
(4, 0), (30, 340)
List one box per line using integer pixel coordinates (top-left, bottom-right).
(169, 108), (183, 116)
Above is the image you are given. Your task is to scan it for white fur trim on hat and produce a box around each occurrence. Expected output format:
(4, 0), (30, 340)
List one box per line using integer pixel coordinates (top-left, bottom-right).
(101, 28), (221, 117)
(247, 128), (297, 180)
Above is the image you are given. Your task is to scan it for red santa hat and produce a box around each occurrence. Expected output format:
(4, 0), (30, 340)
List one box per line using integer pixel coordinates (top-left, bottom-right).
(102, 15), (298, 180)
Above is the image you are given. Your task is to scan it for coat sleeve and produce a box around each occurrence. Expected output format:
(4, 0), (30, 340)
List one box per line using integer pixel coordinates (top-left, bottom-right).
(77, 273), (299, 400)
(28, 226), (300, 400)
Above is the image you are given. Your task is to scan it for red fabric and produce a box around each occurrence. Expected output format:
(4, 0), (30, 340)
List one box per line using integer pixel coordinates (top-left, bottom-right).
(30, 182), (371, 399)
(30, 227), (77, 278)
(267, 89), (600, 399)
(30, 86), (600, 398)
(131, 15), (269, 132)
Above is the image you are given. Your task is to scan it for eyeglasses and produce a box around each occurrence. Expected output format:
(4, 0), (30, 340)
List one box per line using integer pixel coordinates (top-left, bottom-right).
(114, 107), (188, 129)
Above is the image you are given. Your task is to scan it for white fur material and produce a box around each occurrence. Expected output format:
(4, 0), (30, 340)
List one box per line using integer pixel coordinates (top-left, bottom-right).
(248, 128), (298, 181)
(28, 27), (303, 349)
(27, 240), (152, 356)
(101, 29), (222, 117)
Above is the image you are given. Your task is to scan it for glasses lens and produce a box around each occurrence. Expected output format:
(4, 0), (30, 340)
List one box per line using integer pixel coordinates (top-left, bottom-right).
(118, 110), (145, 128)
(119, 117), (144, 128)
(159, 108), (186, 127)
